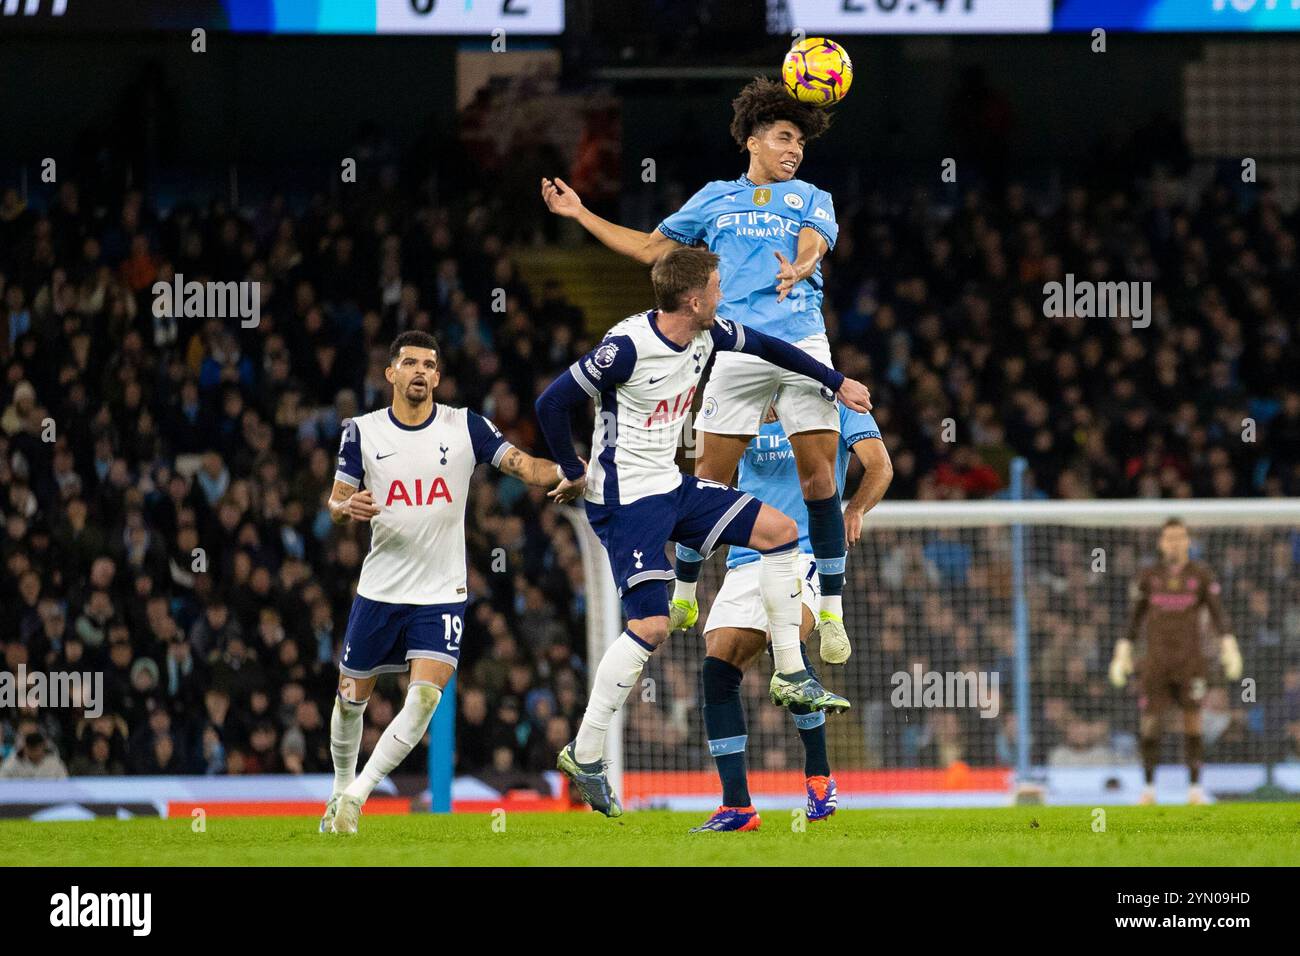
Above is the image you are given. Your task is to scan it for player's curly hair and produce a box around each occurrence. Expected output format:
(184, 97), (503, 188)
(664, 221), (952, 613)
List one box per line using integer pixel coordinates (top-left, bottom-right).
(729, 77), (831, 150)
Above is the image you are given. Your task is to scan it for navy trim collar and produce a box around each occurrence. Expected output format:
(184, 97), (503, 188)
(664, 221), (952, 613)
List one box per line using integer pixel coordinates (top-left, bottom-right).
(647, 310), (689, 353)
(388, 405), (438, 430)
(738, 173), (790, 188)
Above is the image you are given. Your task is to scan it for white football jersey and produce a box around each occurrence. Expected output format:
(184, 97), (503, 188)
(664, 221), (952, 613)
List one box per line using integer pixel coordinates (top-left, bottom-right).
(569, 310), (745, 506)
(334, 404), (512, 605)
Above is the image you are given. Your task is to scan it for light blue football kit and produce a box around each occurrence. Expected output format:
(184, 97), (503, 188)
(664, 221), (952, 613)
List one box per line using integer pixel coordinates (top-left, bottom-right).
(658, 175), (838, 343)
(660, 173), (850, 607)
(727, 403), (882, 570)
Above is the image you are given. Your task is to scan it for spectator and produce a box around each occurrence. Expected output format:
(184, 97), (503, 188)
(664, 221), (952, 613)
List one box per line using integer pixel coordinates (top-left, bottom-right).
(0, 732), (69, 779)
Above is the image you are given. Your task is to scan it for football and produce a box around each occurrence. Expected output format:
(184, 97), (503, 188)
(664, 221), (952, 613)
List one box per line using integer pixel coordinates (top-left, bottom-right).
(782, 37), (853, 107)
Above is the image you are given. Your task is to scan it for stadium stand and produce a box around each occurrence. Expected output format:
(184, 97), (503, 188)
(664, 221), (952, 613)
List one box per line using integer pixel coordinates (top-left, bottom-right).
(1, 125), (1298, 781)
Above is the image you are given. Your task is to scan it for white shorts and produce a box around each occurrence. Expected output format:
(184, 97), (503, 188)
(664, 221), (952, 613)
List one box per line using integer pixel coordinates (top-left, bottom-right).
(703, 553), (820, 635)
(697, 332), (840, 437)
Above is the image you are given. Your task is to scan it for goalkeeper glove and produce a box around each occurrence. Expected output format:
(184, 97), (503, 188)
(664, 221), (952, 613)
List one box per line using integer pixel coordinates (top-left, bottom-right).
(1109, 638), (1134, 688)
(1219, 634), (1243, 681)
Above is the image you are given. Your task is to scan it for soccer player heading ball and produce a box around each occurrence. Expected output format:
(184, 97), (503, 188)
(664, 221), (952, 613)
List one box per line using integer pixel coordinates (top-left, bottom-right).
(535, 248), (872, 818)
(542, 77), (856, 660)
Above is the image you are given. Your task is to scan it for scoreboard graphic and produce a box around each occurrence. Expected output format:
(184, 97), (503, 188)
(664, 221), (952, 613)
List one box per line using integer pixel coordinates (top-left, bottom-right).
(0, 0), (567, 33)
(2, 1), (1299, 35)
(1054, 0), (1300, 31)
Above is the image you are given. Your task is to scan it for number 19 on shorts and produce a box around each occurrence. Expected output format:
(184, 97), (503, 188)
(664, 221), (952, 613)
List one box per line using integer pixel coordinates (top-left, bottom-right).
(441, 613), (463, 654)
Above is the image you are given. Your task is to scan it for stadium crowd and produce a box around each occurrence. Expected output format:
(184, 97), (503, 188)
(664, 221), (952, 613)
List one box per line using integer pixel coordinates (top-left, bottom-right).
(631, 524), (1300, 779)
(0, 177), (595, 785)
(815, 176), (1300, 503)
(1, 146), (1298, 783)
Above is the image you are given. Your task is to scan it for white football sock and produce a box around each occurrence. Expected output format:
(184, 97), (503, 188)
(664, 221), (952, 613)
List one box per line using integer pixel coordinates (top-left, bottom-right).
(574, 631), (651, 764)
(821, 594), (843, 618)
(673, 580), (698, 604)
(344, 681), (442, 803)
(760, 546), (805, 675)
(330, 694), (369, 795)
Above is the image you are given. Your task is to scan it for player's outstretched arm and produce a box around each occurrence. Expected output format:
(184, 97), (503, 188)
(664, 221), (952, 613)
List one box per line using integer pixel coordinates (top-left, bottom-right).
(533, 335), (637, 502)
(534, 371), (591, 489)
(328, 479), (379, 525)
(494, 446), (560, 487)
(495, 447), (585, 504)
(715, 321), (872, 413)
(845, 438), (893, 548)
(541, 177), (680, 265)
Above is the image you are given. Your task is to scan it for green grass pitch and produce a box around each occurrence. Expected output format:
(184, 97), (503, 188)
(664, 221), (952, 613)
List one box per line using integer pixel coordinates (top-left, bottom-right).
(3, 804), (1299, 866)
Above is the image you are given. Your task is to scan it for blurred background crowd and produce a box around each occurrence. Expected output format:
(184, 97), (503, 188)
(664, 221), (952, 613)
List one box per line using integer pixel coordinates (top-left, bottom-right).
(2, 34), (1298, 783)
(637, 525), (1300, 783)
(0, 172), (599, 784)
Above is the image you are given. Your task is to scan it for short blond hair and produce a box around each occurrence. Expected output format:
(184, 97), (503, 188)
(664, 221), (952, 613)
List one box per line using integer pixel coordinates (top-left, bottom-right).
(651, 247), (719, 312)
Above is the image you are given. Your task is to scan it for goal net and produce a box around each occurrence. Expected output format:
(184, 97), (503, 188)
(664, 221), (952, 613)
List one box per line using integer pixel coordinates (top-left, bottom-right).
(567, 498), (1300, 809)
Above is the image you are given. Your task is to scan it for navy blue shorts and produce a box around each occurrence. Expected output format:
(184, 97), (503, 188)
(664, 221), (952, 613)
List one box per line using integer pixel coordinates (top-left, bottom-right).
(585, 475), (763, 617)
(340, 596), (466, 679)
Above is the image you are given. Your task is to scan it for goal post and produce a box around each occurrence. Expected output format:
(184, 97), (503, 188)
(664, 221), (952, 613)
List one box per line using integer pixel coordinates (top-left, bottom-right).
(565, 493), (1300, 809)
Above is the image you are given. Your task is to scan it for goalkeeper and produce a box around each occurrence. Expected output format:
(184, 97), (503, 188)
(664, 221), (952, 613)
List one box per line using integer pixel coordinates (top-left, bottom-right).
(1108, 517), (1243, 806)
(681, 396), (891, 832)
